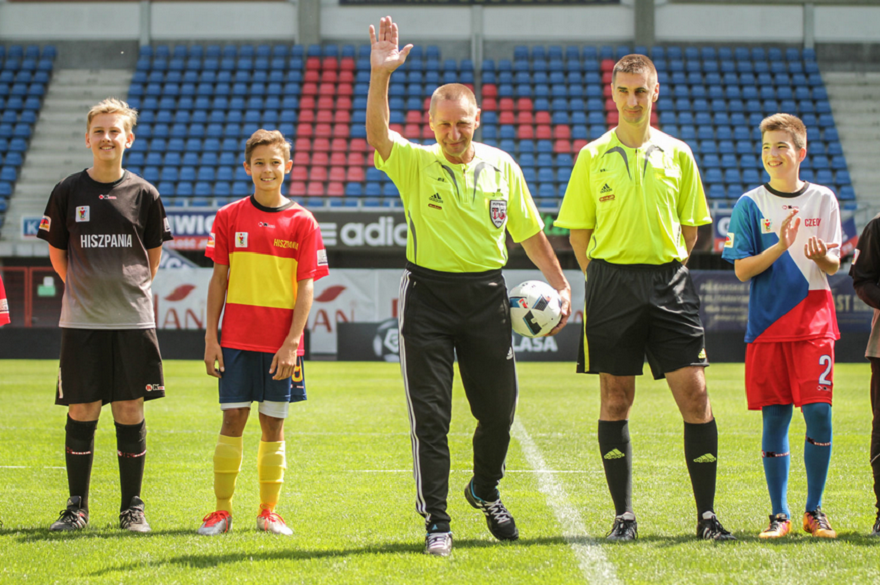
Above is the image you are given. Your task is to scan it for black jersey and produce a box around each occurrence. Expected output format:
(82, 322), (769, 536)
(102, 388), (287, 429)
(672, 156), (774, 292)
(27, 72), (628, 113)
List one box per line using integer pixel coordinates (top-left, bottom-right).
(37, 170), (173, 329)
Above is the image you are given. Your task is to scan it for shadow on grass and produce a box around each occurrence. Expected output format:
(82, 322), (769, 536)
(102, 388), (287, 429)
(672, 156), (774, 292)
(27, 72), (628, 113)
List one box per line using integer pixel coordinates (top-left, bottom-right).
(84, 535), (605, 576)
(1, 526), (199, 541)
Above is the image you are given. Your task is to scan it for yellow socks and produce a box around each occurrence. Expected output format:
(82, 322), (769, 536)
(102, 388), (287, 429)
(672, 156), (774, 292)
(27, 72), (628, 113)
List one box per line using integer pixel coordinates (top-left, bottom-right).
(258, 441), (286, 512)
(213, 434), (243, 512)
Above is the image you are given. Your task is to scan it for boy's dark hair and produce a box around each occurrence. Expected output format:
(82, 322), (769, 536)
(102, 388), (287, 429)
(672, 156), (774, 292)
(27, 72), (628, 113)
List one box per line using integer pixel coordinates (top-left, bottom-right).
(612, 54), (657, 85)
(760, 113), (807, 151)
(245, 129), (291, 163)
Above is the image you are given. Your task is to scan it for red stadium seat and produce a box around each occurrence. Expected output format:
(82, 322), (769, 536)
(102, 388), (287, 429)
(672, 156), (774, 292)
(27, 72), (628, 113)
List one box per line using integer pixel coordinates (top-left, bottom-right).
(650, 111), (658, 125)
(327, 182), (345, 197)
(304, 70), (320, 83)
(604, 98), (615, 111)
(336, 96), (353, 111)
(346, 166), (365, 182)
(404, 123), (421, 139)
(332, 124), (349, 138)
(606, 112), (619, 125)
(310, 167), (328, 182)
(517, 125), (534, 140)
(311, 152), (330, 166)
(600, 59), (614, 72)
(337, 83), (353, 96)
(535, 111), (552, 125)
(329, 166), (346, 182)
(316, 96), (335, 111)
(535, 125), (552, 139)
(330, 138), (349, 152)
(294, 138), (312, 152)
(499, 98), (515, 112)
(602, 72), (612, 85)
(366, 150), (375, 165)
(553, 139), (572, 153)
(316, 110), (333, 123)
(305, 57), (321, 70)
(499, 111), (515, 125)
(553, 125), (571, 139)
(347, 152), (365, 166)
(322, 57), (338, 71)
(312, 138), (330, 152)
(482, 97), (497, 111)
(306, 181), (325, 196)
(423, 97), (431, 110)
(516, 97), (534, 111)
(293, 151), (310, 166)
(314, 123), (332, 138)
(421, 125), (434, 139)
(516, 111), (534, 125)
(300, 96), (317, 110)
(320, 70), (338, 84)
(289, 181), (307, 196)
(338, 71), (354, 84)
(296, 123), (313, 138)
(302, 82), (318, 96)
(389, 123), (404, 134)
(290, 167), (308, 181)
(573, 139), (589, 151)
(330, 152), (347, 166)
(299, 109), (316, 123)
(405, 110), (422, 124)
(340, 57), (356, 71)
(350, 138), (369, 152)
(482, 84), (498, 98)
(318, 82), (336, 96)
(603, 85), (612, 98)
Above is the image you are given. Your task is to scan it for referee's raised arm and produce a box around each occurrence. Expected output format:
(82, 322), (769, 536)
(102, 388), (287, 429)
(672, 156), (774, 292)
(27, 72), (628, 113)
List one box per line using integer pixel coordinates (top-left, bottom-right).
(366, 16), (412, 161)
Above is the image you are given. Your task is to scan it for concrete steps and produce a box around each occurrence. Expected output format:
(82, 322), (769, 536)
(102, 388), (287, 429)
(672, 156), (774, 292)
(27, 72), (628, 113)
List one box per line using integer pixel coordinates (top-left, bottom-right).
(1, 69), (132, 254)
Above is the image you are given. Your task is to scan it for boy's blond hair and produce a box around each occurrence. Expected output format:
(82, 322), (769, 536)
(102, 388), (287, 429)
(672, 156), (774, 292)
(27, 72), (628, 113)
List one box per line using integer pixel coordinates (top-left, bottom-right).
(244, 129), (292, 164)
(760, 113), (807, 151)
(86, 98), (138, 132)
(612, 54), (657, 85)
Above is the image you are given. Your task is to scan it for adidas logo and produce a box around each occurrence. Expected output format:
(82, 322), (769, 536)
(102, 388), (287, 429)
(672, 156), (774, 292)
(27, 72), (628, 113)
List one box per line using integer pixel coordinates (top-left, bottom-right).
(430, 193), (444, 203)
(693, 453), (717, 463)
(604, 449), (625, 460)
(599, 183), (612, 194)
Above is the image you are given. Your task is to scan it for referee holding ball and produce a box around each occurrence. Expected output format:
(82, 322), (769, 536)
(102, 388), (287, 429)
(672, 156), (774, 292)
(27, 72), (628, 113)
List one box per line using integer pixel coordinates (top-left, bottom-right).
(366, 16), (571, 556)
(555, 54), (734, 542)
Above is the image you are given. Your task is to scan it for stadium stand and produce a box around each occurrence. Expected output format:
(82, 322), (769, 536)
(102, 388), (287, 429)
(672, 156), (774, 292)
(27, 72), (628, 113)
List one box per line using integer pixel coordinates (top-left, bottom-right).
(0, 44), (54, 230)
(122, 42), (851, 212)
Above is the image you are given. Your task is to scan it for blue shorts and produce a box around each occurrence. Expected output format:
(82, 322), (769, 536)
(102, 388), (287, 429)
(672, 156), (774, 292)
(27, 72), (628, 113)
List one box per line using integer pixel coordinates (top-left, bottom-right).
(218, 348), (307, 405)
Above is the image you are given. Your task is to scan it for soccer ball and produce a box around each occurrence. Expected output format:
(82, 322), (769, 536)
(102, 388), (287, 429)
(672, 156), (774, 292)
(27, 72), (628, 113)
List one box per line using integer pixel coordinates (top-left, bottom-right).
(508, 280), (562, 338)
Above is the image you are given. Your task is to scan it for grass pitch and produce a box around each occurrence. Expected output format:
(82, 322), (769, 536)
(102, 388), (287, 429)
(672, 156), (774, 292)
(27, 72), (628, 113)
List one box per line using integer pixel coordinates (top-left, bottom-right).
(1, 359), (879, 584)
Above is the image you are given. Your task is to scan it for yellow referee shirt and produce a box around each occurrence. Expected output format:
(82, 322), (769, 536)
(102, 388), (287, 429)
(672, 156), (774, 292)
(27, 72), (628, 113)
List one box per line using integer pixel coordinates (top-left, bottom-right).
(375, 134), (544, 272)
(556, 129), (711, 265)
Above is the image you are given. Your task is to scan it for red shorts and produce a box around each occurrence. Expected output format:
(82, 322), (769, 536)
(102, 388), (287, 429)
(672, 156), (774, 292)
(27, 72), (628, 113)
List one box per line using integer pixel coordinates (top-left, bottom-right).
(744, 338), (835, 410)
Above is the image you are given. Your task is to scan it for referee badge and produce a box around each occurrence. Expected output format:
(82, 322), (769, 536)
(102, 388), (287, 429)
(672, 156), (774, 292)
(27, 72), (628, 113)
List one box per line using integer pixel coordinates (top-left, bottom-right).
(490, 200), (507, 228)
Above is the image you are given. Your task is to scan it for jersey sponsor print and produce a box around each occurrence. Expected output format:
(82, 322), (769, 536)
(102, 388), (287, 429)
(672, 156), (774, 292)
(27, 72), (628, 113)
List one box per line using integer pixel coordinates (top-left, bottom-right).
(722, 183), (841, 343)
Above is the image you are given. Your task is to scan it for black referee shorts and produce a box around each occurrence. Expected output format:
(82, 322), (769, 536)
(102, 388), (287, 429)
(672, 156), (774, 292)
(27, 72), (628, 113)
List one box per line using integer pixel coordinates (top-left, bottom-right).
(56, 328), (166, 406)
(577, 259), (708, 380)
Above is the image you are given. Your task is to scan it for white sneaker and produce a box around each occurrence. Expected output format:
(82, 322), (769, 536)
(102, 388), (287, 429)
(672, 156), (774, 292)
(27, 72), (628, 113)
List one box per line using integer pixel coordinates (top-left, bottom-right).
(424, 532), (453, 556)
(257, 509), (293, 535)
(198, 510), (232, 535)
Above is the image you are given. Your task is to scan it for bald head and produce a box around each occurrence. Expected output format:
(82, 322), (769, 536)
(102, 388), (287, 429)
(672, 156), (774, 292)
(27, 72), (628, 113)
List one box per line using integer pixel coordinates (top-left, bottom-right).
(429, 83), (478, 118)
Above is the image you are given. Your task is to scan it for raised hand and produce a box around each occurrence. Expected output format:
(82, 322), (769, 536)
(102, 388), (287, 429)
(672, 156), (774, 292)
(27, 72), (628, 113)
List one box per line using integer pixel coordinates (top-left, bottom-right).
(369, 16), (413, 74)
(778, 208), (800, 250)
(805, 235), (839, 261)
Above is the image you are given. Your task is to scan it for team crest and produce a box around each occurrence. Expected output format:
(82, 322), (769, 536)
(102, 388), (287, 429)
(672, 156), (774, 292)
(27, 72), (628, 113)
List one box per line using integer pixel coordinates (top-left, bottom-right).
(76, 206), (90, 222)
(39, 215), (51, 231)
(489, 200), (507, 228)
(235, 232), (248, 248)
(206, 232), (215, 249)
(724, 233), (734, 248)
(317, 249), (328, 267)
(761, 218), (773, 234)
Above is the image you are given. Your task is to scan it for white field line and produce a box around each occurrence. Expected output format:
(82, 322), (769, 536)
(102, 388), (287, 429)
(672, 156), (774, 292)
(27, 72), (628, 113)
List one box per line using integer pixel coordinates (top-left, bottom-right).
(512, 419), (621, 585)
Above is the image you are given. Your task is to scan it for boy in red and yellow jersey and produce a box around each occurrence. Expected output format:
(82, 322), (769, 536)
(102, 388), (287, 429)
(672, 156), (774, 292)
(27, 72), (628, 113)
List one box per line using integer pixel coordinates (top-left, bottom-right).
(199, 129), (329, 536)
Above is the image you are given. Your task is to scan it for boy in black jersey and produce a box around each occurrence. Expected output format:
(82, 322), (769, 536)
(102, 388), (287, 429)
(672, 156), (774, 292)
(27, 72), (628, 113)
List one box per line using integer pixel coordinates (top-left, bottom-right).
(37, 98), (173, 532)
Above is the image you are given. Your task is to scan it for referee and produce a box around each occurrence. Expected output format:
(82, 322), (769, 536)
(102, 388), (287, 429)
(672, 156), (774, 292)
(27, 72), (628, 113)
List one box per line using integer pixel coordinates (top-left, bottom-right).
(555, 55), (734, 541)
(366, 16), (571, 557)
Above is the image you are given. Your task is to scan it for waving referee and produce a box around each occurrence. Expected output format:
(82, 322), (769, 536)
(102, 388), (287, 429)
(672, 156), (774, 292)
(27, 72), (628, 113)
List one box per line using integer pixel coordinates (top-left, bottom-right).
(366, 16), (571, 556)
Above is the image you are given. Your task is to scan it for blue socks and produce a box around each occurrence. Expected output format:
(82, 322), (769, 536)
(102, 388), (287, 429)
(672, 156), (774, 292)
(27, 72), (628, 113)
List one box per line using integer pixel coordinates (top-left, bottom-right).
(761, 403), (832, 516)
(802, 402), (832, 512)
(762, 404), (792, 517)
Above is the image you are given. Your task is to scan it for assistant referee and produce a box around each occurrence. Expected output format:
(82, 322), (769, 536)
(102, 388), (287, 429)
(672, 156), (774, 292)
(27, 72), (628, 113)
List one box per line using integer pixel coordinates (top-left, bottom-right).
(366, 16), (571, 557)
(555, 54), (734, 542)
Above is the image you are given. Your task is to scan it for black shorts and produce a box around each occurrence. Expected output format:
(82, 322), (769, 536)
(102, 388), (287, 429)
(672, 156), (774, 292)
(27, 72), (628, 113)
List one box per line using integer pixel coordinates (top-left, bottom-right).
(56, 328), (166, 406)
(577, 259), (708, 380)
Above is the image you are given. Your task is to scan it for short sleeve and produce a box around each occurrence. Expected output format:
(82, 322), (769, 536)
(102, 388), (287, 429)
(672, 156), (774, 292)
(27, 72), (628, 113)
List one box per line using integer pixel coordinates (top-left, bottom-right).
(823, 196), (842, 259)
(36, 182), (70, 249)
(144, 192), (173, 249)
(676, 148), (712, 227)
(505, 162), (543, 243)
(296, 218), (330, 281)
(721, 197), (758, 263)
(852, 217), (880, 288)
(207, 207), (229, 265)
(373, 133), (421, 206)
(555, 148), (595, 230)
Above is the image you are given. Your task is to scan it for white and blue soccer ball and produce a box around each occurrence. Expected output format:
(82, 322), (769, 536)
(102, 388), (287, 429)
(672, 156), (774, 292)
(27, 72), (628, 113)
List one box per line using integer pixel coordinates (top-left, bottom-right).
(508, 280), (562, 338)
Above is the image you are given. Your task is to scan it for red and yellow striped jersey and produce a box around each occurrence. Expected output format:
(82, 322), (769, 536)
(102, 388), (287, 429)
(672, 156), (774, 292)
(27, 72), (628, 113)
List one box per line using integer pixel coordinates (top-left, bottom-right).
(207, 196), (329, 354)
